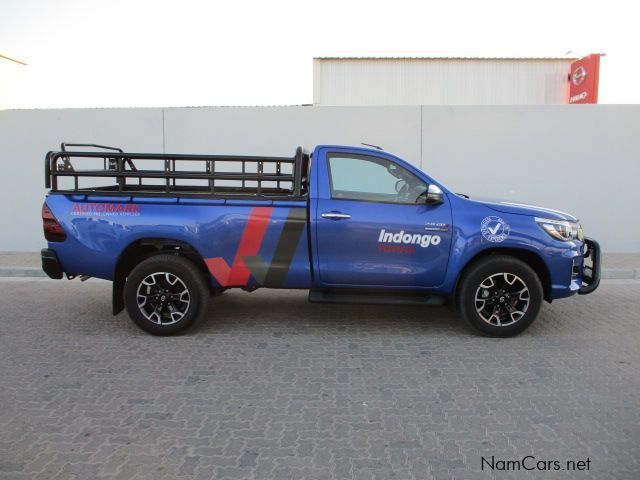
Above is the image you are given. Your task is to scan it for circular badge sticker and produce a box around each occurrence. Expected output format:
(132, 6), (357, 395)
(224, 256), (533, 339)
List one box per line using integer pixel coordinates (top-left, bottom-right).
(481, 216), (510, 243)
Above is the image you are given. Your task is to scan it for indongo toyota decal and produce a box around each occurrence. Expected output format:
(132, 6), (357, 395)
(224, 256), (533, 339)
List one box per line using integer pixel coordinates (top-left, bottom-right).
(377, 229), (441, 254)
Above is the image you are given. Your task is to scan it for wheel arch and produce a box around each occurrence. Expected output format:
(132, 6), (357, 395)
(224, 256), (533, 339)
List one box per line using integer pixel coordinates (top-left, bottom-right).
(112, 238), (211, 315)
(454, 247), (552, 303)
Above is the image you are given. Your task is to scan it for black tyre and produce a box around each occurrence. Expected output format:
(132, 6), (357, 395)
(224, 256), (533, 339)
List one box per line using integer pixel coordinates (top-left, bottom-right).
(124, 254), (209, 335)
(456, 255), (543, 337)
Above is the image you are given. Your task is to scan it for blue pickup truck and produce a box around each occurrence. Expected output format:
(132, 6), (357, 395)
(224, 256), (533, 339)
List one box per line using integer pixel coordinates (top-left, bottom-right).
(41, 143), (600, 337)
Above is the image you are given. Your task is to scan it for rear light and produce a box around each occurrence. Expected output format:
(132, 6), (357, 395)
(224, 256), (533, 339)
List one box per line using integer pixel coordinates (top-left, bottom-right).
(42, 203), (67, 242)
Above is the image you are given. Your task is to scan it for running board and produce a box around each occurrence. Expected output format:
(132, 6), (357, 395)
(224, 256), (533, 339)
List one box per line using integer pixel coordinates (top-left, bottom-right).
(308, 289), (446, 306)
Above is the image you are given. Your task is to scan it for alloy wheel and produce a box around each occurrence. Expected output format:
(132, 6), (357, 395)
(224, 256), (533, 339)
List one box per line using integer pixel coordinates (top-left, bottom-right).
(474, 272), (530, 326)
(136, 272), (191, 325)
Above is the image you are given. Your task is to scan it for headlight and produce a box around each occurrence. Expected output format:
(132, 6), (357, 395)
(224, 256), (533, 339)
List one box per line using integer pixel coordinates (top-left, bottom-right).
(535, 217), (583, 242)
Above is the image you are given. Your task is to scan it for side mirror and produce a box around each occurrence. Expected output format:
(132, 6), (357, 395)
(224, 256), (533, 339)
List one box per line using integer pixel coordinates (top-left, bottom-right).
(425, 184), (444, 205)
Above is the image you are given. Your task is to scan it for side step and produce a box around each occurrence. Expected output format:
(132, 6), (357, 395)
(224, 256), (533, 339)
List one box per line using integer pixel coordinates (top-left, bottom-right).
(308, 289), (446, 306)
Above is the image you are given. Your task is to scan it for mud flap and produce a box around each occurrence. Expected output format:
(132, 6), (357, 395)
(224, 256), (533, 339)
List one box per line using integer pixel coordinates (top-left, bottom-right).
(112, 276), (125, 315)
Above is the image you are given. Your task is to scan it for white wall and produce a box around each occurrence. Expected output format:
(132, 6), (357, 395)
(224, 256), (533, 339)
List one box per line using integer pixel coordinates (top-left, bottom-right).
(420, 105), (640, 252)
(0, 108), (164, 252)
(0, 105), (638, 252)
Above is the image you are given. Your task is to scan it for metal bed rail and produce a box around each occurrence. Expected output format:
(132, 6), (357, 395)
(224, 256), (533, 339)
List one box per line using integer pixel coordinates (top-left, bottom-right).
(45, 144), (308, 198)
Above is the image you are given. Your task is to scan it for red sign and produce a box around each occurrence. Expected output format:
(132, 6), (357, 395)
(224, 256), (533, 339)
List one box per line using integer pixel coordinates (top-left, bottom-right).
(568, 54), (601, 104)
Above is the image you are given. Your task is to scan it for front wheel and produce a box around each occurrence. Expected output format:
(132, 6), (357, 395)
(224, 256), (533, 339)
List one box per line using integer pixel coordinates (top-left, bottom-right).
(456, 256), (543, 337)
(124, 254), (209, 335)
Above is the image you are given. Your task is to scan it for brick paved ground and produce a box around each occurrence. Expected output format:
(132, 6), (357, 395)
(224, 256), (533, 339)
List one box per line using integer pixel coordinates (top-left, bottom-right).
(0, 279), (638, 479)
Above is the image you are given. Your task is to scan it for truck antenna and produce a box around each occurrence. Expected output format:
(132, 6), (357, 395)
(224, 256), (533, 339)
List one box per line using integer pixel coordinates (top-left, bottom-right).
(361, 142), (383, 151)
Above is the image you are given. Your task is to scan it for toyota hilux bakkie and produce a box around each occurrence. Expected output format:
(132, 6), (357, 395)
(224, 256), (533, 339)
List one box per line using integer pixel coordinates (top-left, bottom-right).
(41, 143), (600, 336)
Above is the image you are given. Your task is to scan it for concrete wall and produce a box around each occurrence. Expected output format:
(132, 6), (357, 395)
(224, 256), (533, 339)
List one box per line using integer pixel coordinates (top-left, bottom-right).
(421, 105), (640, 253)
(0, 105), (638, 252)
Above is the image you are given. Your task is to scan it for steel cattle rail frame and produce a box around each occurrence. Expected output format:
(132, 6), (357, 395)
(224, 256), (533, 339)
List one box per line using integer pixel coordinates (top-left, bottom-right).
(45, 143), (308, 198)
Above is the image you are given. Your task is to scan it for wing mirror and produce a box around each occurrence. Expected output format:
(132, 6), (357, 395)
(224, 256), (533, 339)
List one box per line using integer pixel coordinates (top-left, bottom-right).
(425, 184), (444, 205)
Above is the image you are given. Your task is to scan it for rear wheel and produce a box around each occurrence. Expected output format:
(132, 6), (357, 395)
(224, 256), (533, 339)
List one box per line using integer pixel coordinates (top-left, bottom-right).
(124, 254), (209, 335)
(456, 256), (543, 337)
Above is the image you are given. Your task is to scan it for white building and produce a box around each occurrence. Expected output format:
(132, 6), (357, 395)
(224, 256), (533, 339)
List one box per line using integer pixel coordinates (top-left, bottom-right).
(313, 55), (577, 106)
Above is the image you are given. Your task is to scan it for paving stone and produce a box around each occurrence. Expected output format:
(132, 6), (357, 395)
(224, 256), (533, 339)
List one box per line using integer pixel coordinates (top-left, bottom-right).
(0, 280), (638, 479)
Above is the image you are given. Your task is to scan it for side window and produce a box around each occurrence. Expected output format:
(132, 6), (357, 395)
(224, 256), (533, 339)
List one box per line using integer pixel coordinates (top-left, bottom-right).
(328, 154), (427, 204)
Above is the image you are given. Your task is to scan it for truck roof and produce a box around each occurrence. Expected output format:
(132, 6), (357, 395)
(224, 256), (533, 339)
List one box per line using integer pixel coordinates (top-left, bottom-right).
(315, 144), (391, 155)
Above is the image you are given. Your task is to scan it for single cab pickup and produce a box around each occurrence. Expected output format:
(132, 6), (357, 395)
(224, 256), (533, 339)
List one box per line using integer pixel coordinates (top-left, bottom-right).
(41, 143), (600, 336)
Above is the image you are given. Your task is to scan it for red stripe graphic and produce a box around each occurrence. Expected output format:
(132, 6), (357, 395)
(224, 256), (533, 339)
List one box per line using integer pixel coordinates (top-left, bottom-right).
(205, 207), (273, 287)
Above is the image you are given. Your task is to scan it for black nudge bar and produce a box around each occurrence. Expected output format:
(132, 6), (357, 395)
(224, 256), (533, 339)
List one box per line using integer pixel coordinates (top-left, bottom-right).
(579, 237), (601, 295)
(45, 143), (309, 198)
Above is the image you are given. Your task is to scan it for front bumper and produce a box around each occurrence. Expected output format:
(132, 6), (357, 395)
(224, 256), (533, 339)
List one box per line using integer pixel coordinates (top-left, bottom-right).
(41, 248), (63, 279)
(578, 237), (600, 295)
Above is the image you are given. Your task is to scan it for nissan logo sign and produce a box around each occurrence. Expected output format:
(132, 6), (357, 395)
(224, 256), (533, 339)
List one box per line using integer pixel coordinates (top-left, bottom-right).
(572, 66), (587, 86)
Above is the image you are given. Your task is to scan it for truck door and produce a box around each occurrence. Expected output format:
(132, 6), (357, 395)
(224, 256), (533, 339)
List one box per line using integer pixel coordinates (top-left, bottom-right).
(314, 150), (452, 288)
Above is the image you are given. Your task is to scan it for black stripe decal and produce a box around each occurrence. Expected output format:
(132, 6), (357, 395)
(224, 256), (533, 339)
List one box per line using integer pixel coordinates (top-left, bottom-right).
(263, 208), (307, 287)
(241, 255), (269, 284)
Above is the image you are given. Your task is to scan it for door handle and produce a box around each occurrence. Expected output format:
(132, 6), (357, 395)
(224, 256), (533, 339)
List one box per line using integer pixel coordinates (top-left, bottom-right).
(321, 212), (351, 220)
